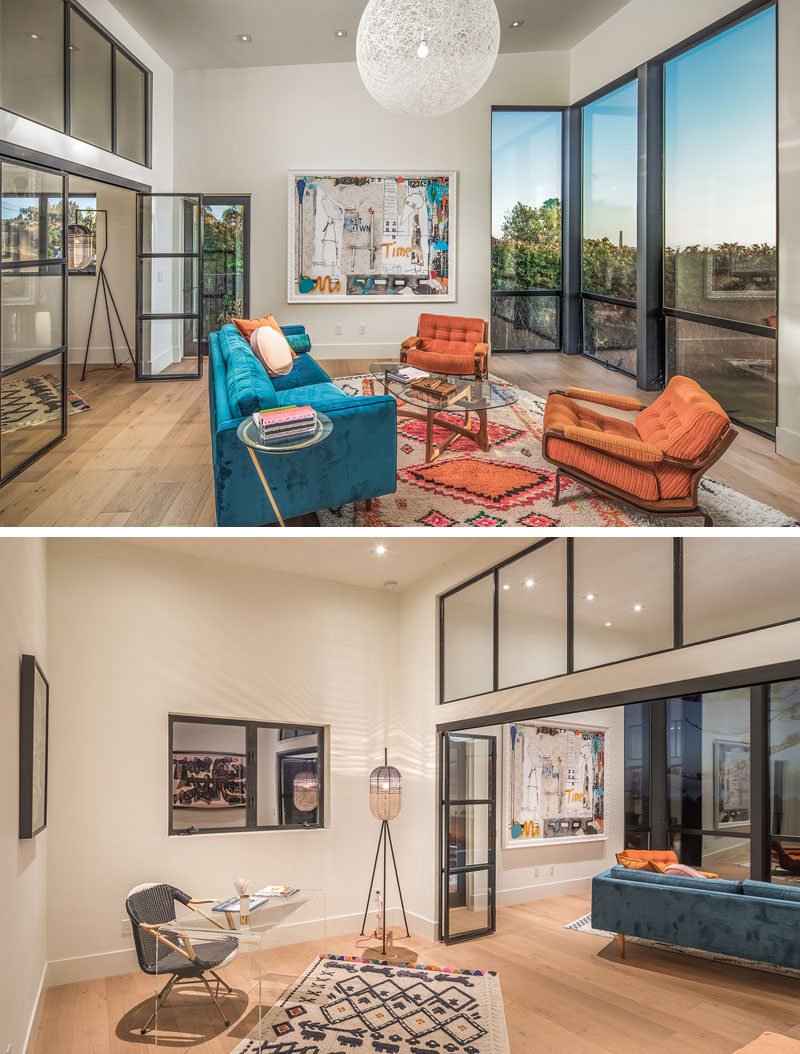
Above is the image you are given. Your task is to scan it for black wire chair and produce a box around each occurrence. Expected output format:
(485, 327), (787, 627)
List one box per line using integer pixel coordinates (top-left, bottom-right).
(125, 882), (239, 1034)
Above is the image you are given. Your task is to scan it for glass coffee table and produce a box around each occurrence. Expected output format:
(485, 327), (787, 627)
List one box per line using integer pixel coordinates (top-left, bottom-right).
(370, 362), (518, 463)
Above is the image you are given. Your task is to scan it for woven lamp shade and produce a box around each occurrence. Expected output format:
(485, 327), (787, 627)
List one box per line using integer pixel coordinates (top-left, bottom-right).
(68, 224), (93, 271)
(370, 764), (402, 820)
(293, 768), (319, 813)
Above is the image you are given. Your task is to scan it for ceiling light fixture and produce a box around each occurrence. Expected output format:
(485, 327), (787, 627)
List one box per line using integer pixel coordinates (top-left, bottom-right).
(509, 20), (524, 28)
(633, 603), (643, 612)
(27, 33), (40, 39)
(356, 0), (500, 118)
(334, 29), (348, 38)
(383, 580), (399, 590)
(584, 593), (597, 602)
(524, 578), (535, 588)
(374, 543), (388, 556)
(237, 34), (252, 43)
(502, 583), (510, 591)
(604, 621), (613, 628)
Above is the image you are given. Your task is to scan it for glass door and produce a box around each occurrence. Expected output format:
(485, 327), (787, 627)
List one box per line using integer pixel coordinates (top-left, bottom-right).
(201, 196), (249, 352)
(0, 158), (67, 483)
(136, 193), (202, 379)
(440, 732), (496, 944)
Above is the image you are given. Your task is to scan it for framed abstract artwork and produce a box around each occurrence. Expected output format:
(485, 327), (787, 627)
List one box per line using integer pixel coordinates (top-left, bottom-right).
(714, 739), (750, 828)
(19, 654), (49, 839)
(287, 170), (456, 303)
(503, 720), (607, 848)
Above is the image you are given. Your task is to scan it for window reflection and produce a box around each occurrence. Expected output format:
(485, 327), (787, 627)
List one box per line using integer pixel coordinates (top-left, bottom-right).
(443, 575), (494, 702)
(498, 540), (567, 688)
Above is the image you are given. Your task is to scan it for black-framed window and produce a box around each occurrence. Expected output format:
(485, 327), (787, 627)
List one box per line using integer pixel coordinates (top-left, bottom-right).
(581, 79), (638, 375)
(439, 537), (800, 704)
(0, 0), (152, 168)
(490, 107), (564, 353)
(168, 715), (325, 835)
(624, 702), (651, 850)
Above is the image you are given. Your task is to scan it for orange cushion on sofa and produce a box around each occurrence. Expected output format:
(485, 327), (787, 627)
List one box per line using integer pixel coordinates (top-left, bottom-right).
(616, 856), (653, 871)
(232, 314), (282, 342)
(616, 850), (679, 866)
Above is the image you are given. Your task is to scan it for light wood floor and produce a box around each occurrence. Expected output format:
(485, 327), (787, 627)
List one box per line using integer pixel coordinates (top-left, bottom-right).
(1, 353), (799, 526)
(32, 894), (800, 1054)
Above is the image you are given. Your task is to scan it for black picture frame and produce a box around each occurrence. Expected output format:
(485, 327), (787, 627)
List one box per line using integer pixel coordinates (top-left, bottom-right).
(277, 749), (320, 826)
(19, 655), (49, 840)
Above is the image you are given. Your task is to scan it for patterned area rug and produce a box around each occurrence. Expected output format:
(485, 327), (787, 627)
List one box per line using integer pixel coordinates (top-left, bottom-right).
(234, 954), (510, 1054)
(566, 914), (800, 978)
(0, 372), (90, 433)
(319, 375), (797, 527)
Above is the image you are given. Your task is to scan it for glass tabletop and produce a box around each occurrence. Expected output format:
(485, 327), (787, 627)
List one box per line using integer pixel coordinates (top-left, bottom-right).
(370, 361), (518, 412)
(237, 412), (333, 453)
(160, 888), (326, 940)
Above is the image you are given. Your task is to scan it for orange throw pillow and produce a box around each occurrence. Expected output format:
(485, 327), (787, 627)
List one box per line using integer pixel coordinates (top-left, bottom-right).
(616, 856), (653, 871)
(615, 850), (678, 866)
(232, 314), (282, 342)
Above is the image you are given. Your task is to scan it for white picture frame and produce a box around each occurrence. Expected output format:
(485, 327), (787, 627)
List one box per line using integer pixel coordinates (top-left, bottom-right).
(502, 719), (608, 849)
(287, 169), (457, 304)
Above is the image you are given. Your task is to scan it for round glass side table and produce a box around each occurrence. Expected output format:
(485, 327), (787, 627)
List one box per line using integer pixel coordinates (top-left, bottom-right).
(236, 412), (333, 527)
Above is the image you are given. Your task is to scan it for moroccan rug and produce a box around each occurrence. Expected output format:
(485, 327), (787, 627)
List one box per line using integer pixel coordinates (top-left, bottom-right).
(234, 954), (510, 1054)
(318, 375), (797, 528)
(0, 372), (90, 433)
(566, 913), (800, 978)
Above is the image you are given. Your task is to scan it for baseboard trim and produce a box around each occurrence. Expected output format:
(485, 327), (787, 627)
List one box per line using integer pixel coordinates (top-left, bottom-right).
(23, 961), (48, 1054)
(497, 875), (591, 906)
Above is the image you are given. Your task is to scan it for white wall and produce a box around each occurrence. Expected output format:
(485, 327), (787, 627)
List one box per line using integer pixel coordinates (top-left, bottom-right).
(0, 0), (173, 191)
(173, 51), (569, 360)
(44, 540), (400, 985)
(571, 0), (800, 462)
(0, 541), (48, 1054)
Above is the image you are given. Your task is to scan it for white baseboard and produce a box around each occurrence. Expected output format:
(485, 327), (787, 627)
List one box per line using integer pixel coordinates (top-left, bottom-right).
(776, 425), (800, 465)
(23, 962), (48, 1054)
(67, 345), (135, 366)
(497, 875), (591, 907)
(43, 908), (438, 988)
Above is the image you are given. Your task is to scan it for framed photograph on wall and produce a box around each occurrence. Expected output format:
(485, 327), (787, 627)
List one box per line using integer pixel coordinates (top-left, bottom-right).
(714, 739), (750, 828)
(287, 170), (456, 303)
(502, 720), (607, 848)
(19, 654), (49, 839)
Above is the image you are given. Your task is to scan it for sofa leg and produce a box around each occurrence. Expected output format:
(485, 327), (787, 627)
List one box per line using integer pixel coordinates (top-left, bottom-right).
(365, 498), (373, 511)
(617, 933), (625, 959)
(554, 469), (562, 507)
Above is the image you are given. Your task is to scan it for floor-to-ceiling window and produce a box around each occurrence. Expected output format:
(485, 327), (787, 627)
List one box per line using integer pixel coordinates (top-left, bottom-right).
(663, 6), (777, 435)
(490, 108), (563, 353)
(769, 679), (800, 885)
(201, 196), (250, 352)
(581, 80), (638, 374)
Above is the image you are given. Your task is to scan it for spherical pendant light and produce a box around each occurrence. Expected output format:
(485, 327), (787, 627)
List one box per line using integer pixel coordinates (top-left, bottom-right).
(293, 767), (319, 813)
(356, 0), (501, 118)
(369, 757), (402, 821)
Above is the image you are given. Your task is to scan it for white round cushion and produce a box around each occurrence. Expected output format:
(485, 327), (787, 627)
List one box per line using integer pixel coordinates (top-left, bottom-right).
(250, 326), (294, 377)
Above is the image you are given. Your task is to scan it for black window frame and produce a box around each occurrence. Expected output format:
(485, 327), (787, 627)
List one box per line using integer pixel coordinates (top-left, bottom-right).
(0, 0), (152, 169)
(439, 537), (800, 705)
(168, 714), (325, 836)
(489, 105), (566, 354)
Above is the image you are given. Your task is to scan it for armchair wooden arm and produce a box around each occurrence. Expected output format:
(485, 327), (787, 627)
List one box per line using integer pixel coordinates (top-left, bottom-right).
(400, 336), (418, 350)
(185, 900), (226, 930)
(188, 898), (215, 905)
(140, 922), (197, 962)
(562, 425), (664, 463)
(561, 387), (644, 412)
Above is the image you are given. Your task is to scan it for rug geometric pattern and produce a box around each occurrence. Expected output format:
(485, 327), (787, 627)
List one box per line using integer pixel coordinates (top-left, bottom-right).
(234, 955), (510, 1054)
(317, 374), (799, 528)
(0, 372), (91, 433)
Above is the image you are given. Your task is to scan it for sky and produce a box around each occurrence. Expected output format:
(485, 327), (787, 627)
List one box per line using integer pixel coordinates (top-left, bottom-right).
(491, 7), (776, 250)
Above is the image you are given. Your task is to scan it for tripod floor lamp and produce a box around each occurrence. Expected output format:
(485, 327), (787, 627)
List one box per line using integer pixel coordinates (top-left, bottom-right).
(360, 749), (410, 955)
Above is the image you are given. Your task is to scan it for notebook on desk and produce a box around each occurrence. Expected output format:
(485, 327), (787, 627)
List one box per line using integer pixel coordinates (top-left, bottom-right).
(211, 894), (269, 913)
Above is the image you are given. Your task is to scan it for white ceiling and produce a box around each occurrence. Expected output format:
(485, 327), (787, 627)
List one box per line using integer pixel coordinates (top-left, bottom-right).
(108, 0), (629, 71)
(130, 538), (504, 592)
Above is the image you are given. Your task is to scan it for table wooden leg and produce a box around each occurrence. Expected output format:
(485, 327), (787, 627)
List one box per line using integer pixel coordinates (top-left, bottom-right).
(426, 409), (436, 463)
(477, 409), (489, 451)
(247, 447), (286, 528)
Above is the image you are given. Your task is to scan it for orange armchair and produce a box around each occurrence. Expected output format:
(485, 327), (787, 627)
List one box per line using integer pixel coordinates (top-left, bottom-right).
(542, 376), (737, 526)
(400, 313), (489, 379)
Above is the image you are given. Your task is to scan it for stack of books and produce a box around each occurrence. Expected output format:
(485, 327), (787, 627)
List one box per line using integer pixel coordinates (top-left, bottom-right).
(255, 885), (299, 897)
(385, 365), (428, 383)
(253, 405), (317, 444)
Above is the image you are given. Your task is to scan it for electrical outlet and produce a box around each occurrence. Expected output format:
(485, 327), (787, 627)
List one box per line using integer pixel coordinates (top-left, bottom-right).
(335, 323), (343, 335)
(157, 270), (165, 282)
(359, 321), (367, 335)
(121, 918), (132, 938)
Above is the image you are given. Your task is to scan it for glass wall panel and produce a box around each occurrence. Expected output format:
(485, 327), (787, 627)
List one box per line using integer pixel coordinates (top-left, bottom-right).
(442, 575), (494, 702)
(202, 200), (247, 340)
(448, 805), (492, 867)
(1, 351), (64, 478)
(141, 195), (199, 255)
(448, 735), (492, 802)
(141, 257), (198, 316)
(684, 538), (800, 644)
(69, 10), (112, 151)
(491, 109), (561, 351)
(582, 81), (638, 300)
(115, 50), (146, 164)
(573, 538), (673, 670)
(666, 315), (775, 435)
(670, 831), (750, 880)
(448, 869), (491, 936)
(769, 680), (800, 885)
(1, 266), (64, 370)
(582, 300), (636, 372)
(170, 720), (247, 832)
(489, 293), (559, 351)
(2, 162), (63, 263)
(0, 0), (65, 131)
(624, 702), (650, 849)
(140, 318), (198, 376)
(257, 725), (321, 827)
(498, 540), (567, 688)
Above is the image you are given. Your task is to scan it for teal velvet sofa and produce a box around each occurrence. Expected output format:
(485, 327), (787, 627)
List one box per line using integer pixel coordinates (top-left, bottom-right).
(592, 866), (800, 970)
(208, 324), (397, 526)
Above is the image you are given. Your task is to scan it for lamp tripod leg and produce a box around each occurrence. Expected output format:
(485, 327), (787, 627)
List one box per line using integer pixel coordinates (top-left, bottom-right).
(81, 268), (104, 382)
(382, 820), (387, 956)
(360, 823), (384, 936)
(386, 821), (411, 939)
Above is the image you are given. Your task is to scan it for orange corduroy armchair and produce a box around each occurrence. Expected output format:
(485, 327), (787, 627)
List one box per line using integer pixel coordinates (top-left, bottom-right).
(542, 376), (737, 526)
(400, 313), (489, 379)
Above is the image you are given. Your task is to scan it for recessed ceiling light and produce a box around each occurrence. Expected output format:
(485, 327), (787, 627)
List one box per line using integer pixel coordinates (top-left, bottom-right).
(334, 28), (348, 38)
(633, 603), (643, 612)
(237, 34), (253, 43)
(509, 20), (524, 28)
(502, 583), (510, 591)
(584, 593), (597, 601)
(27, 33), (40, 39)
(604, 621), (613, 628)
(374, 543), (388, 556)
(383, 580), (399, 590)
(524, 578), (535, 588)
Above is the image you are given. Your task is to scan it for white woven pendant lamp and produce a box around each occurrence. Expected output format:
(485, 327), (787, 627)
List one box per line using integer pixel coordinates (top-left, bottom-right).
(356, 0), (501, 118)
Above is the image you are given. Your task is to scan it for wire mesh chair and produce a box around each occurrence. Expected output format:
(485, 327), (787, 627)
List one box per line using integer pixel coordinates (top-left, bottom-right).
(125, 882), (238, 1034)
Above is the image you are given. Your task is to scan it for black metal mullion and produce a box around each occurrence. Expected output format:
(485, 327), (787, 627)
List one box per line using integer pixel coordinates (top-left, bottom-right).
(110, 47), (118, 157)
(492, 569), (499, 692)
(581, 291), (636, 309)
(566, 538), (574, 673)
(637, 58), (664, 390)
(246, 723), (257, 829)
(649, 699), (667, 849)
(662, 306), (776, 340)
(562, 105), (582, 354)
(441, 732), (450, 942)
(64, 1), (71, 136)
(751, 683), (770, 882)
(673, 538), (683, 649)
